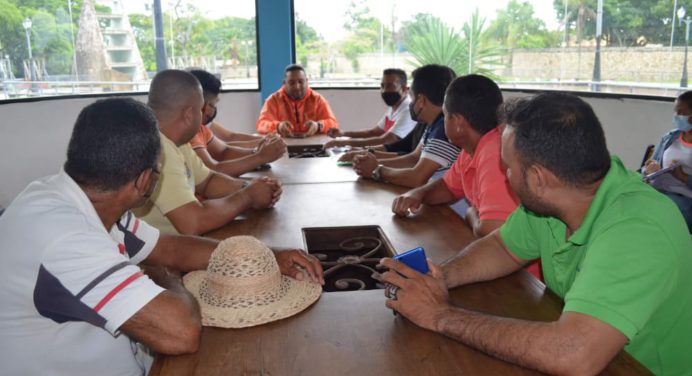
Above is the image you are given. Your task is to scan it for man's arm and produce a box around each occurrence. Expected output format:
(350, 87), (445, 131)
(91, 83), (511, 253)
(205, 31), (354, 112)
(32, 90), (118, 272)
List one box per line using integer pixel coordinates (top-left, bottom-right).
(119, 268), (201, 354)
(326, 131), (399, 149)
(210, 122), (261, 143)
(314, 96), (339, 133)
(256, 95), (282, 134)
(196, 136), (284, 177)
(342, 126), (385, 139)
(165, 174), (278, 235)
(392, 178), (457, 216)
(464, 206), (506, 238)
(380, 258), (628, 375)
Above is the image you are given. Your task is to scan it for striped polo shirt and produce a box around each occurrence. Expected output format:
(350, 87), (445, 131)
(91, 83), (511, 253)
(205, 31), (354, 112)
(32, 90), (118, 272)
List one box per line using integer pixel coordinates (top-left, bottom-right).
(0, 169), (164, 375)
(420, 113), (461, 172)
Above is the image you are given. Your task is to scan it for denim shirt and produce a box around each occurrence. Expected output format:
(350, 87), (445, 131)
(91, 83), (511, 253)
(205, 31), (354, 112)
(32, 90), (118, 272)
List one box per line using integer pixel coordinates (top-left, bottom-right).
(646, 129), (692, 189)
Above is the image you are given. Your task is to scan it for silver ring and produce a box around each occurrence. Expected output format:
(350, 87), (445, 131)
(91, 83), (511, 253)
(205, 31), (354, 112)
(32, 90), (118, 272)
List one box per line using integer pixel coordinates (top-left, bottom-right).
(387, 284), (399, 301)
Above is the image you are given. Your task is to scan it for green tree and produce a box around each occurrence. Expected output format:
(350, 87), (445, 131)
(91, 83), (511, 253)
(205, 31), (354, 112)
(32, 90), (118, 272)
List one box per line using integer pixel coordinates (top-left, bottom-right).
(129, 14), (155, 72)
(488, 0), (558, 49)
(0, 0), (25, 77)
(339, 0), (391, 72)
(404, 11), (503, 80)
(295, 16), (323, 69)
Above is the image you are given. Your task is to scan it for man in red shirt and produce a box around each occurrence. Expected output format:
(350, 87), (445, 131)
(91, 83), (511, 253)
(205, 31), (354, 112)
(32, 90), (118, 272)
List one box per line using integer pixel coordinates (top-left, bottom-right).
(390, 75), (543, 279)
(256, 64), (339, 136)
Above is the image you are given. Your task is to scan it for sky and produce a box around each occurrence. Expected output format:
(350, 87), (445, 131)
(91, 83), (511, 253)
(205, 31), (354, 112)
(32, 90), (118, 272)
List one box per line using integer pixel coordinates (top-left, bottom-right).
(119, 0), (560, 42)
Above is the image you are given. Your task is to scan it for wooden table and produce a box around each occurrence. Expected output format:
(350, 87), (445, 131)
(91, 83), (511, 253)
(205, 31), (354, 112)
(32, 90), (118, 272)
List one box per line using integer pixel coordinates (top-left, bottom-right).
(151, 138), (651, 376)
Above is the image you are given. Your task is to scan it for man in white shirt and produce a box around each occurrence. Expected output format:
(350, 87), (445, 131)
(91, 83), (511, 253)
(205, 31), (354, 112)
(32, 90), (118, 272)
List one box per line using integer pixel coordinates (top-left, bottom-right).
(0, 98), (323, 375)
(324, 69), (417, 149)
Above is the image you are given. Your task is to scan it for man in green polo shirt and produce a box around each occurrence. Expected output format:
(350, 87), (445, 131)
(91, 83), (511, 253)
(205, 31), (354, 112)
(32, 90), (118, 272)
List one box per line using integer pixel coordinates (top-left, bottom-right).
(379, 92), (692, 375)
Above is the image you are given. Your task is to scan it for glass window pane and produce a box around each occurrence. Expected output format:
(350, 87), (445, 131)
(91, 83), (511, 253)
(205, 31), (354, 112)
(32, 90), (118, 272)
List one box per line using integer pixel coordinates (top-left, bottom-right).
(294, 0), (686, 97)
(0, 0), (257, 100)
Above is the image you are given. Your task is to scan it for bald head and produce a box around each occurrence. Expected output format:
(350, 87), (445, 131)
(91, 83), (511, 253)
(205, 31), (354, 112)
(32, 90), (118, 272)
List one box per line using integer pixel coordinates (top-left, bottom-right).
(148, 69), (203, 121)
(148, 69), (204, 145)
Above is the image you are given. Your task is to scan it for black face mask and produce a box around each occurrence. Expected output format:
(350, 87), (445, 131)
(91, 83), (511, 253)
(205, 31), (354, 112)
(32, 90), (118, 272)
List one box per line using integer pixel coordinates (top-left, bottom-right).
(204, 106), (217, 127)
(409, 99), (420, 122)
(381, 92), (402, 107)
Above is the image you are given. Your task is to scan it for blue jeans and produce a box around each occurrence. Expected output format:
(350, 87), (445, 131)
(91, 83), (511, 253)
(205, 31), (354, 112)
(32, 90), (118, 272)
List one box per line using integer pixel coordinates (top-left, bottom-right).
(663, 191), (692, 233)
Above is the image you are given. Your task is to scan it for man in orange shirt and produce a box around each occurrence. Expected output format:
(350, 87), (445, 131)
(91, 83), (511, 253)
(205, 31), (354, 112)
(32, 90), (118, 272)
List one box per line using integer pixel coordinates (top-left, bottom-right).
(256, 64), (339, 137)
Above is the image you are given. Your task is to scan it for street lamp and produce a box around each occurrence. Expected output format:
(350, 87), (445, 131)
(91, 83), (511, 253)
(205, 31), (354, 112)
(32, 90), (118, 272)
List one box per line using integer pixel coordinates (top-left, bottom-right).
(22, 18), (33, 80)
(681, 12), (692, 87)
(241, 40), (253, 78)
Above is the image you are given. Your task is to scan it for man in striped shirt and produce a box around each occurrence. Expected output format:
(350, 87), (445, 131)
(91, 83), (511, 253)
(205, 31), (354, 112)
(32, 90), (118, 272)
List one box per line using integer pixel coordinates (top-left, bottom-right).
(353, 64), (460, 188)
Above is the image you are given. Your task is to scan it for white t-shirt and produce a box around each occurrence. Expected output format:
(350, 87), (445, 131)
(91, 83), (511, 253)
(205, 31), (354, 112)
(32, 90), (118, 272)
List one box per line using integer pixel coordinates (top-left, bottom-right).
(0, 170), (164, 375)
(376, 96), (417, 139)
(655, 135), (692, 198)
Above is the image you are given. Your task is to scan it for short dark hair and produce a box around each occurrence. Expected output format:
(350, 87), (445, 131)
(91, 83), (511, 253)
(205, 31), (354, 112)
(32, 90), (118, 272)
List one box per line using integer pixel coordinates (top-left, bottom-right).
(677, 90), (692, 107)
(444, 74), (503, 135)
(284, 64), (305, 74)
(410, 64), (456, 106)
(188, 69), (221, 100)
(148, 69), (202, 115)
(383, 68), (407, 87)
(64, 98), (160, 191)
(504, 92), (611, 187)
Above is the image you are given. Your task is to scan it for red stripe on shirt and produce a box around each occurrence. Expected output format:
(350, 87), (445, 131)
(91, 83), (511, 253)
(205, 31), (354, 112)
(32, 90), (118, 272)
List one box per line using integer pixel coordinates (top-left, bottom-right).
(132, 218), (140, 235)
(117, 244), (125, 255)
(93, 271), (144, 312)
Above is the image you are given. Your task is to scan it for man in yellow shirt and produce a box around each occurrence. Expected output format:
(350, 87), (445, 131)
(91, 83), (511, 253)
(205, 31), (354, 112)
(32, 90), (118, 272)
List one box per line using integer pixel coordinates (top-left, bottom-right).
(134, 70), (282, 235)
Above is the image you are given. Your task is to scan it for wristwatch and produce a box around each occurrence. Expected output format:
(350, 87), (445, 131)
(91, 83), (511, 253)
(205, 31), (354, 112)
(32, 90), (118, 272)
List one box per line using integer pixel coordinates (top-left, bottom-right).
(372, 164), (384, 181)
(317, 122), (324, 133)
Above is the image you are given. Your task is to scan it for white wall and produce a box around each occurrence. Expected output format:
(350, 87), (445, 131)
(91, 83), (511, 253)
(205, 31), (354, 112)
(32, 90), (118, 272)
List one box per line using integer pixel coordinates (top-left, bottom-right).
(0, 89), (675, 208)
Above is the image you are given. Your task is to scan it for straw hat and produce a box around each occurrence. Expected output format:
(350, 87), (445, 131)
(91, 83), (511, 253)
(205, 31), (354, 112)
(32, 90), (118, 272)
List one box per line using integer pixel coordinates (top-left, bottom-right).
(183, 236), (322, 328)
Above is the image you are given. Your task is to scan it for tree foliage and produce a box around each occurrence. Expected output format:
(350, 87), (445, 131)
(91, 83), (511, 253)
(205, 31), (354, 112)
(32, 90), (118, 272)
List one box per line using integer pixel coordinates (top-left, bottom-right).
(488, 0), (559, 49)
(404, 11), (503, 80)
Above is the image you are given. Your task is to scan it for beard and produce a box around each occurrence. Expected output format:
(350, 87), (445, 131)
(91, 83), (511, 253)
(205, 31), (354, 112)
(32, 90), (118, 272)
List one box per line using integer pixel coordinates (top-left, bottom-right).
(515, 176), (560, 218)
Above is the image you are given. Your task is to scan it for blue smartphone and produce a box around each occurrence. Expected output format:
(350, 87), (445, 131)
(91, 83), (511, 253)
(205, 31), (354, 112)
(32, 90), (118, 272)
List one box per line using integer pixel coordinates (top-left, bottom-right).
(393, 247), (429, 274)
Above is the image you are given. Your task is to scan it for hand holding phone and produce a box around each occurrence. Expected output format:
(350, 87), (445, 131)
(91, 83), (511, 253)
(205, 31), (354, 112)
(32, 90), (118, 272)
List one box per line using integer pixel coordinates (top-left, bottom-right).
(393, 247), (429, 274)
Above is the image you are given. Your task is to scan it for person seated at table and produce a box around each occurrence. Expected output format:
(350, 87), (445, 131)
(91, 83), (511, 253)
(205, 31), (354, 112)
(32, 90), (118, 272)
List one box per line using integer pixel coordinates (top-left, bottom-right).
(380, 92), (692, 375)
(187, 70), (264, 148)
(188, 69), (287, 177)
(336, 122), (427, 163)
(0, 97), (324, 376)
(324, 68), (416, 149)
(391, 74), (514, 237)
(256, 64), (339, 137)
(641, 90), (692, 232)
(352, 64), (460, 188)
(134, 70), (282, 235)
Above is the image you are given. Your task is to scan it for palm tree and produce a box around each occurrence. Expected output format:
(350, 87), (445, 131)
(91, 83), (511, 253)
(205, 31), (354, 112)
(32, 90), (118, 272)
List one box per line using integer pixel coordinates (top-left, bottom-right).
(404, 10), (503, 80)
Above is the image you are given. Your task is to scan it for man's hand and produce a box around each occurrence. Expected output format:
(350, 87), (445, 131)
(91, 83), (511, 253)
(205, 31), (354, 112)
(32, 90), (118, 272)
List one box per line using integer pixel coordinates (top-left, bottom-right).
(257, 134), (287, 163)
(338, 150), (365, 162)
(379, 258), (451, 332)
(323, 139), (347, 149)
(671, 160), (689, 183)
(277, 121), (294, 137)
(327, 128), (343, 138)
(243, 177), (281, 209)
(353, 152), (379, 179)
(272, 248), (325, 285)
(643, 159), (661, 175)
(304, 120), (320, 136)
(392, 192), (423, 217)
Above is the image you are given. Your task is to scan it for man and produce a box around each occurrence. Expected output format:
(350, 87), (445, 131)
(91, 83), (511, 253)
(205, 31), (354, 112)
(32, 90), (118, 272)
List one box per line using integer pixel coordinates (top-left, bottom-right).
(380, 92), (692, 375)
(256, 64), (339, 137)
(391, 75), (517, 239)
(188, 69), (287, 177)
(134, 70), (282, 235)
(352, 64), (460, 188)
(324, 69), (416, 149)
(187, 70), (264, 148)
(0, 98), (324, 375)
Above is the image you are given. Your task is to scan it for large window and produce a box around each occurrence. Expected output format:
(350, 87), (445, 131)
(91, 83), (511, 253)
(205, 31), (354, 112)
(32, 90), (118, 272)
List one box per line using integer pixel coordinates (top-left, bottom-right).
(0, 0), (257, 100)
(294, 0), (690, 97)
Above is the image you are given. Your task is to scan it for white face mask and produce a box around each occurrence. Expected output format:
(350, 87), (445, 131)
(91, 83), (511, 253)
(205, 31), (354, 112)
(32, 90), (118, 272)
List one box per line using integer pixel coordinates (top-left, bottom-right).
(673, 114), (692, 132)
